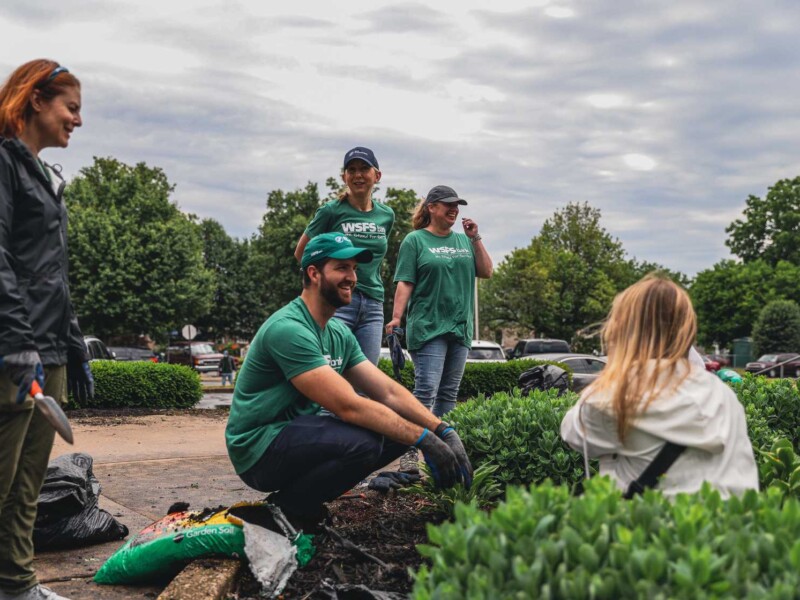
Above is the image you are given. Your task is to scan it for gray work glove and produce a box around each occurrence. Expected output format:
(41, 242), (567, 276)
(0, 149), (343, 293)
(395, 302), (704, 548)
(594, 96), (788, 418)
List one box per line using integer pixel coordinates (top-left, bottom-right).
(67, 347), (94, 403)
(0, 351), (45, 404)
(436, 422), (474, 489)
(368, 471), (422, 494)
(416, 429), (462, 489)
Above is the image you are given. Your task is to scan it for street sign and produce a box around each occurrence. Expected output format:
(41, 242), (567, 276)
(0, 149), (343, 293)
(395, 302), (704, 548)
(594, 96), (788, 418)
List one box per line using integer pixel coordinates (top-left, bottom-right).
(181, 324), (198, 340)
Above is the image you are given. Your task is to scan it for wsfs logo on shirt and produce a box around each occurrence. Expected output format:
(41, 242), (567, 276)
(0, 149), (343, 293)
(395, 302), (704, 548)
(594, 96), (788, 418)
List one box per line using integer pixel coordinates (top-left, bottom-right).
(341, 222), (386, 235)
(428, 246), (471, 255)
(324, 354), (344, 370)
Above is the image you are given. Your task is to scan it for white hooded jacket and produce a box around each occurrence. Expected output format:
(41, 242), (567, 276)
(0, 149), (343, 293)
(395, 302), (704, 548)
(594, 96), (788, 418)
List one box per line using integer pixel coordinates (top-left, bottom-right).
(560, 360), (758, 498)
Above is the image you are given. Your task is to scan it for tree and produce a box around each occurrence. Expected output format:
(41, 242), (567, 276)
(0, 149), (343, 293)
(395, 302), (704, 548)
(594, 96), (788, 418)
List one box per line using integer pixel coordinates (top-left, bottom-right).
(380, 187), (418, 323)
(480, 203), (685, 345)
(690, 259), (800, 348)
(195, 219), (262, 340)
(66, 157), (214, 341)
(250, 182), (323, 318)
(752, 300), (800, 356)
(726, 176), (800, 265)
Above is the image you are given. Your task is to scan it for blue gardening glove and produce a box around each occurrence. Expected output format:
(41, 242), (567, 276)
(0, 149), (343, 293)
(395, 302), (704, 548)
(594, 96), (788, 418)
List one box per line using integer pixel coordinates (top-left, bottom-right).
(368, 470), (422, 493)
(416, 429), (462, 489)
(385, 327), (405, 381)
(0, 351), (45, 404)
(67, 349), (94, 403)
(435, 422), (474, 489)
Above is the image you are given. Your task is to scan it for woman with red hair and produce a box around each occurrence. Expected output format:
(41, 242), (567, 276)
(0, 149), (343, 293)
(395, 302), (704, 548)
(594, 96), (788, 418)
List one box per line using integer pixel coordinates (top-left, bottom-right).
(0, 59), (92, 600)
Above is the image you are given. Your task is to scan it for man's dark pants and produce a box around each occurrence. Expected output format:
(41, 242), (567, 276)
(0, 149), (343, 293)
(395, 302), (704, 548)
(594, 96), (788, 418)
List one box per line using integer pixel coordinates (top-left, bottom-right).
(240, 414), (407, 518)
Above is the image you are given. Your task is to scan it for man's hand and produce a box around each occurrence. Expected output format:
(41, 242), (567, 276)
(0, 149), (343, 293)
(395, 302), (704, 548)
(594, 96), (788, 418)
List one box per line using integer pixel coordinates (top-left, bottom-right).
(436, 422), (474, 488)
(0, 351), (45, 404)
(67, 349), (94, 403)
(368, 470), (422, 493)
(416, 429), (462, 488)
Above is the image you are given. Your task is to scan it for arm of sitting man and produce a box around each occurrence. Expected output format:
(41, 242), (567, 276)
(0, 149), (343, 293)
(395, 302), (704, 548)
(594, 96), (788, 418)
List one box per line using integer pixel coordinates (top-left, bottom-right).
(343, 360), (442, 431)
(291, 364), (428, 446)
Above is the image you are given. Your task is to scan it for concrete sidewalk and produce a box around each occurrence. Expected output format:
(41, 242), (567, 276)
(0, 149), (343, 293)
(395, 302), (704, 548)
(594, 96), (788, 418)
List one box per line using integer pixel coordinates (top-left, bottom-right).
(36, 408), (261, 599)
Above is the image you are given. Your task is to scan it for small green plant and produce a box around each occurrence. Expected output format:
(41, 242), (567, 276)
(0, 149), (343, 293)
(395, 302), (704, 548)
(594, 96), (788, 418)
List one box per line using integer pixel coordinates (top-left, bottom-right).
(402, 463), (503, 517)
(759, 438), (800, 496)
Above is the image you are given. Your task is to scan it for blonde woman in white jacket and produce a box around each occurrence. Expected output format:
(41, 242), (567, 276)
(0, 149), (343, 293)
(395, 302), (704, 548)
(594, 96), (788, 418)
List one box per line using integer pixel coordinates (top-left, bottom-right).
(561, 274), (758, 499)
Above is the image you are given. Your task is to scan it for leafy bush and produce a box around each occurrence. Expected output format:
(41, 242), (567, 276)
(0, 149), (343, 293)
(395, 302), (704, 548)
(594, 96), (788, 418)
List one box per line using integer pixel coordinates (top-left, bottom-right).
(752, 299), (800, 356)
(377, 358), (570, 399)
(70, 361), (203, 409)
(737, 374), (800, 450)
(759, 438), (800, 496)
(446, 389), (586, 488)
(413, 478), (800, 599)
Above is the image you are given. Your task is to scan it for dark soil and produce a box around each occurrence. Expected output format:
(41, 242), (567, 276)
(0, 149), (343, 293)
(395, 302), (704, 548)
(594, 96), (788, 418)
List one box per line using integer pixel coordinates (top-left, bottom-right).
(234, 490), (443, 599)
(66, 407), (229, 425)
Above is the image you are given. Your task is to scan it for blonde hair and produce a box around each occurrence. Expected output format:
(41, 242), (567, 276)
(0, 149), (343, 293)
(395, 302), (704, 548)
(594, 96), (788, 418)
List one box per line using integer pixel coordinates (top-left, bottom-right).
(586, 274), (697, 441)
(412, 200), (431, 229)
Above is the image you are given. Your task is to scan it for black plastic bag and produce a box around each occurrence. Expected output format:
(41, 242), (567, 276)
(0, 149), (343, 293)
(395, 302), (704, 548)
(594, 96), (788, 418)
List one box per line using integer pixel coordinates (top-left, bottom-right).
(518, 364), (569, 396)
(34, 453), (128, 550)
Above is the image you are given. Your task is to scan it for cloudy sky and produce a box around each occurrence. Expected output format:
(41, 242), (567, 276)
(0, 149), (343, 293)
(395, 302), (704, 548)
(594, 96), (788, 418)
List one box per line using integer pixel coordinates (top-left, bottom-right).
(3, 0), (799, 276)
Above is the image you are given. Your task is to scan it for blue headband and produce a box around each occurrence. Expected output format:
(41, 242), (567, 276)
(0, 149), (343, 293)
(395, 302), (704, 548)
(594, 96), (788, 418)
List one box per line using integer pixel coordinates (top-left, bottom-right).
(44, 66), (69, 84)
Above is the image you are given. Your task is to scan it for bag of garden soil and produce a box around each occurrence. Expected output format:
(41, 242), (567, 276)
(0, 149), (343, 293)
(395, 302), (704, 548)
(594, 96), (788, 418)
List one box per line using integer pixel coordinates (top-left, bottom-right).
(34, 453), (128, 550)
(94, 501), (315, 585)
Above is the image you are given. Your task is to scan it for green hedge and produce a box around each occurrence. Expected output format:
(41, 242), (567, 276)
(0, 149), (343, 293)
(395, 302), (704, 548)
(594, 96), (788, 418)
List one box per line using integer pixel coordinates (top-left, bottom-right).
(413, 478), (800, 598)
(376, 358), (572, 399)
(69, 361), (203, 409)
(447, 389), (584, 488)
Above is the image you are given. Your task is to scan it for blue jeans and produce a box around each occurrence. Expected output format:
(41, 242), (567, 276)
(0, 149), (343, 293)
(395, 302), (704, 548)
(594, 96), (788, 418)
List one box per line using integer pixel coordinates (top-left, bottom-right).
(410, 337), (469, 417)
(221, 372), (235, 386)
(333, 290), (384, 365)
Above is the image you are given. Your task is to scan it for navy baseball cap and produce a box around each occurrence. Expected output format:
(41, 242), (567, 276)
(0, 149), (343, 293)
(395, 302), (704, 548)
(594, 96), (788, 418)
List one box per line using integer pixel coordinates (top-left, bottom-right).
(343, 147), (379, 170)
(425, 185), (468, 205)
(301, 232), (373, 270)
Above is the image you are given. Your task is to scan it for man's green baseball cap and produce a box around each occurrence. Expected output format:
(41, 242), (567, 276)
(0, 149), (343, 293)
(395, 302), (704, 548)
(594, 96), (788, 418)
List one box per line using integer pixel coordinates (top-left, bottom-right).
(301, 233), (373, 270)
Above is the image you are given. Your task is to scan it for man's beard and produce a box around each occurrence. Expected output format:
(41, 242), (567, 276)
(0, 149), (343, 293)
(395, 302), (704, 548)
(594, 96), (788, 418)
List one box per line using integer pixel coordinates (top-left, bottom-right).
(320, 273), (351, 309)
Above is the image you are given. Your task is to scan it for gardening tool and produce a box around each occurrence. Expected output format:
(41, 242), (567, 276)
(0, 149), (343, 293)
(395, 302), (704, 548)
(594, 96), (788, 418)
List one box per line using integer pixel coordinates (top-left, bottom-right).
(30, 380), (74, 444)
(385, 327), (405, 381)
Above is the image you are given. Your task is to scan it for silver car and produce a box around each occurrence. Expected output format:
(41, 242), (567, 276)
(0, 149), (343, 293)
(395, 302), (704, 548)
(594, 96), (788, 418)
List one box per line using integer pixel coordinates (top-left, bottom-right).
(533, 352), (607, 392)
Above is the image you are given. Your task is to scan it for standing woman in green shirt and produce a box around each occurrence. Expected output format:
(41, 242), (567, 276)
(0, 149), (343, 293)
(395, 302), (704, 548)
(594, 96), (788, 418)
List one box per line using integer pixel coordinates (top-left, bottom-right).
(387, 185), (493, 420)
(294, 147), (394, 365)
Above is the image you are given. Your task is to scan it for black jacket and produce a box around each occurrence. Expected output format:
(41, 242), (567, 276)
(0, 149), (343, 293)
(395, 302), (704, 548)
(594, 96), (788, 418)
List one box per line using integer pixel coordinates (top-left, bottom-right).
(0, 137), (87, 365)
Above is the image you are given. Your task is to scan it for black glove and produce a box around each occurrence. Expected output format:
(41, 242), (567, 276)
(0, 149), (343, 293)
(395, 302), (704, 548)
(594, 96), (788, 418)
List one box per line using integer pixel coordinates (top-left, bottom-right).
(436, 422), (474, 489)
(368, 471), (422, 493)
(416, 429), (461, 489)
(67, 348), (94, 403)
(0, 351), (45, 404)
(385, 328), (406, 381)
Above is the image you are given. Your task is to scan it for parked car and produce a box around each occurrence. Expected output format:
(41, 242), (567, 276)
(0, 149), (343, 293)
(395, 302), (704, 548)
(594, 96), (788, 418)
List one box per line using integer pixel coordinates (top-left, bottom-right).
(109, 346), (157, 362)
(706, 353), (731, 368)
(745, 353), (800, 377)
(702, 355), (720, 372)
(534, 352), (607, 392)
(84, 336), (115, 361)
(467, 340), (507, 363)
(510, 338), (571, 359)
(167, 341), (224, 373)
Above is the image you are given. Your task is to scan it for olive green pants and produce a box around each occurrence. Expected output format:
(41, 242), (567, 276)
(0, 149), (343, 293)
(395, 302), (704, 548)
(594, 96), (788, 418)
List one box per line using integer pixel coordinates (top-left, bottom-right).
(0, 366), (66, 594)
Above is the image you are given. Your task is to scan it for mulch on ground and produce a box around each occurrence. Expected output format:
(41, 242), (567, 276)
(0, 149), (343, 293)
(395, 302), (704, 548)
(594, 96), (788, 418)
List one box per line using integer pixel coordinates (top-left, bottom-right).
(235, 490), (444, 599)
(66, 407), (230, 425)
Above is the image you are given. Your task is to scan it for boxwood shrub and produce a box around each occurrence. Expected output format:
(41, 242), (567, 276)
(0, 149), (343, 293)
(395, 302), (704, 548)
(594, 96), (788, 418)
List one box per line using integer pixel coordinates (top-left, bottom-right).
(413, 477), (800, 599)
(377, 358), (572, 399)
(446, 389), (586, 488)
(69, 361), (203, 409)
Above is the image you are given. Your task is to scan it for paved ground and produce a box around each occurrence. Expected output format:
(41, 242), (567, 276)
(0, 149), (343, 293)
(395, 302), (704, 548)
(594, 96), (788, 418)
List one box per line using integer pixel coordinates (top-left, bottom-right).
(37, 406), (261, 599)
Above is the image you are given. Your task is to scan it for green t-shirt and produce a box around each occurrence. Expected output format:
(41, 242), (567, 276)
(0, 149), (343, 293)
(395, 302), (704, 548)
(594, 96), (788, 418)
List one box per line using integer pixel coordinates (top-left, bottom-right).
(225, 297), (367, 474)
(305, 199), (395, 302)
(393, 229), (476, 351)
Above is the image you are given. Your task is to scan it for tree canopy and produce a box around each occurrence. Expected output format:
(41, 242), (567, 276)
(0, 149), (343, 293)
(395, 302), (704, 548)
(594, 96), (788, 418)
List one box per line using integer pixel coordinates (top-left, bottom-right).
(752, 299), (800, 356)
(66, 157), (214, 342)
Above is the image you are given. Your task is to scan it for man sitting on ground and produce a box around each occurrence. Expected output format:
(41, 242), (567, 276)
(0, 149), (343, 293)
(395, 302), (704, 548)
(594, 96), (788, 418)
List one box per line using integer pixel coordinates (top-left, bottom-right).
(225, 233), (472, 528)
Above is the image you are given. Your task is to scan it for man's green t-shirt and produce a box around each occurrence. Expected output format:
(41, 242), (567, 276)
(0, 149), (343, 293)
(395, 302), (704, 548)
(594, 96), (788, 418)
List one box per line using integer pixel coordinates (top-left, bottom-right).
(305, 200), (395, 302)
(393, 229), (476, 351)
(225, 297), (367, 474)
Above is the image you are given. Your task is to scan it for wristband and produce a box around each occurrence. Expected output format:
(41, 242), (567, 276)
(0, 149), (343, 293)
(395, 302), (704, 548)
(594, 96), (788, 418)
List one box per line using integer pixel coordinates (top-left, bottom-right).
(414, 428), (429, 447)
(470, 234), (482, 244)
(434, 422), (453, 437)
